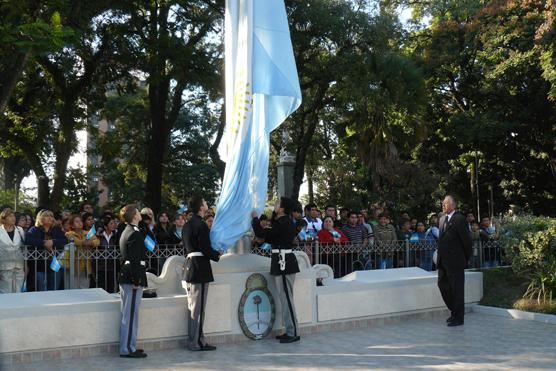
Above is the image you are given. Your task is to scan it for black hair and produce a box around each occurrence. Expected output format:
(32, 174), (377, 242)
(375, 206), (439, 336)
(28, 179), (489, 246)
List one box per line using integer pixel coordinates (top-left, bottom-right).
(305, 203), (317, 211)
(80, 212), (93, 222)
(295, 218), (307, 234)
(188, 195), (204, 214)
(325, 205), (336, 210)
(292, 201), (303, 214)
(348, 211), (358, 218)
(101, 214), (114, 228)
(280, 197), (294, 215)
(398, 218), (411, 228)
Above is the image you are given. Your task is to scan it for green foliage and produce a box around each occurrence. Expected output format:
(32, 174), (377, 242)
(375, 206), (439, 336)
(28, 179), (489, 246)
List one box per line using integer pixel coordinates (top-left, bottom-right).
(90, 87), (220, 213)
(405, 0), (556, 216)
(0, 189), (35, 211)
(60, 167), (99, 212)
(502, 215), (556, 303)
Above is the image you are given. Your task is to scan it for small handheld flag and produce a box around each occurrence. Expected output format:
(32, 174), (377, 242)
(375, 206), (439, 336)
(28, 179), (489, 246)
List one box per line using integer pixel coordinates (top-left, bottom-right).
(50, 255), (62, 272)
(86, 225), (96, 240)
(144, 235), (156, 253)
(331, 230), (340, 239)
(298, 229), (307, 241)
(260, 242), (271, 250)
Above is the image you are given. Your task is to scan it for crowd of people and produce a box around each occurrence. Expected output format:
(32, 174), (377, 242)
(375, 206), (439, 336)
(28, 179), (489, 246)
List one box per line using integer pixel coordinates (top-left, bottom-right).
(0, 200), (502, 294)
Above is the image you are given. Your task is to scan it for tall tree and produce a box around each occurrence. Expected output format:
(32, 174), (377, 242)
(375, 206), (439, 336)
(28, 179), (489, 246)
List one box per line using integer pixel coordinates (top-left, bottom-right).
(109, 0), (222, 213)
(405, 0), (556, 215)
(0, 1), (72, 114)
(1, 1), (119, 209)
(279, 0), (425, 200)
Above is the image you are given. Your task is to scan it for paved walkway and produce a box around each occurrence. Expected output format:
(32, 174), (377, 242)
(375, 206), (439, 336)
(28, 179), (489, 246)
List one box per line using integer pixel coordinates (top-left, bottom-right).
(7, 313), (556, 370)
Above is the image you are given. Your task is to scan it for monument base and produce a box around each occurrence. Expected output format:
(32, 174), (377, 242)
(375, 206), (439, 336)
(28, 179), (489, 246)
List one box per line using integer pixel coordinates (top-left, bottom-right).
(0, 265), (483, 366)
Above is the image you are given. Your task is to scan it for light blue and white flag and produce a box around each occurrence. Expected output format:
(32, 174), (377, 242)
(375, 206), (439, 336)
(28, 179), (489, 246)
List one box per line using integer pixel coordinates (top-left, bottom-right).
(211, 0), (302, 250)
(144, 235), (156, 253)
(50, 255), (62, 272)
(86, 225), (96, 240)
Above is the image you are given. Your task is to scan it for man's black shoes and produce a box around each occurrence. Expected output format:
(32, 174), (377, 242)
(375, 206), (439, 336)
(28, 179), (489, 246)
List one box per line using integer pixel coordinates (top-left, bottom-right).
(279, 336), (300, 344)
(275, 333), (289, 340)
(447, 319), (464, 327)
(446, 316), (454, 323)
(200, 344), (217, 351)
(120, 350), (148, 358)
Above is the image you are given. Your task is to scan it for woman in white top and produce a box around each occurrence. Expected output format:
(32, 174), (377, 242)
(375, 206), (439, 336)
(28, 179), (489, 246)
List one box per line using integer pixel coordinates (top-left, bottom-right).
(0, 208), (25, 293)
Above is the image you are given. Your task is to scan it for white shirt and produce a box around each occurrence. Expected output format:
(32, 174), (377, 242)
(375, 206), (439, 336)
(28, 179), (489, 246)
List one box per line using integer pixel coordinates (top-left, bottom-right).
(446, 210), (456, 223)
(303, 217), (322, 235)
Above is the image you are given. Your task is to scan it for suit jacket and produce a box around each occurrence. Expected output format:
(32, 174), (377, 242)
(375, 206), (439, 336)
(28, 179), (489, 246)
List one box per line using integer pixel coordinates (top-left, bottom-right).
(438, 211), (472, 270)
(118, 224), (148, 287)
(182, 214), (220, 283)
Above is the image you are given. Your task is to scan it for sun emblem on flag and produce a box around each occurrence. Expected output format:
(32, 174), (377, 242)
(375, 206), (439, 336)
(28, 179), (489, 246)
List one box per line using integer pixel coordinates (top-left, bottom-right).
(231, 70), (253, 135)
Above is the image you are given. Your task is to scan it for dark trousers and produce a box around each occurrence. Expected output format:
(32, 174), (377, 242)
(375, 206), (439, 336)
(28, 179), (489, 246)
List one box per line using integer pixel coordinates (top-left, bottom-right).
(437, 262), (465, 321)
(186, 282), (209, 350)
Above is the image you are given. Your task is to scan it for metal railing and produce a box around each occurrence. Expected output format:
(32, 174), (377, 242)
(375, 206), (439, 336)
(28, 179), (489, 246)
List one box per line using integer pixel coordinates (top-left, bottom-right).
(11, 243), (185, 293)
(253, 239), (504, 277)
(2, 239), (504, 294)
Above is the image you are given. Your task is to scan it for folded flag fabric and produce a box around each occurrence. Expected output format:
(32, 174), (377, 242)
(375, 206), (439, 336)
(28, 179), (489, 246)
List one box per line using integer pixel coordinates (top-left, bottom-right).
(86, 225), (96, 240)
(144, 235), (156, 253)
(50, 255), (62, 272)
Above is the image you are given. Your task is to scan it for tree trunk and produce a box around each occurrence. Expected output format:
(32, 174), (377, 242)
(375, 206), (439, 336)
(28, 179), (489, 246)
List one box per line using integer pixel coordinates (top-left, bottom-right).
(1, 160), (16, 191)
(144, 75), (171, 213)
(291, 114), (319, 200)
(0, 51), (29, 114)
(209, 105), (226, 179)
(307, 168), (314, 204)
(49, 102), (77, 210)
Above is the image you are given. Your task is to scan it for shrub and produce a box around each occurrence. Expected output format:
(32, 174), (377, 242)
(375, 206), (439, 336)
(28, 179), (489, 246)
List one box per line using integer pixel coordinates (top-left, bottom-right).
(501, 215), (556, 303)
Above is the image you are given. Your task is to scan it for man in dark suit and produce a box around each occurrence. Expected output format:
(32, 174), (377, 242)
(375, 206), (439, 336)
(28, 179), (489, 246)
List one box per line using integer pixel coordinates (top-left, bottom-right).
(437, 195), (472, 327)
(182, 196), (221, 351)
(118, 204), (148, 358)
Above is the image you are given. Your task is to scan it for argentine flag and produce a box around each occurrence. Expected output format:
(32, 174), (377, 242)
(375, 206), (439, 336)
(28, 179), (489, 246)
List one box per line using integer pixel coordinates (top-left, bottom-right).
(50, 255), (62, 272)
(144, 235), (156, 253)
(86, 225), (96, 240)
(211, 0), (302, 250)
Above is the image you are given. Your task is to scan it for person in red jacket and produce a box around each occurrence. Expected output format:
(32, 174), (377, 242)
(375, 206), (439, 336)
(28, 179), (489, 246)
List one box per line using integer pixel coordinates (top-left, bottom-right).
(317, 216), (349, 276)
(317, 216), (349, 244)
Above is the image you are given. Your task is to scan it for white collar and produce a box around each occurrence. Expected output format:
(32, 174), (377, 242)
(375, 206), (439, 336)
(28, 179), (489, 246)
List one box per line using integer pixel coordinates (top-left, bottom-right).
(446, 211), (456, 221)
(0, 225), (24, 245)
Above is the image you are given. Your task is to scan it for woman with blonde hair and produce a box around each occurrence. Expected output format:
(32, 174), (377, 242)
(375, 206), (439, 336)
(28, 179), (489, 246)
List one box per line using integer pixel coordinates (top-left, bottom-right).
(25, 209), (68, 291)
(65, 214), (100, 289)
(0, 209), (26, 293)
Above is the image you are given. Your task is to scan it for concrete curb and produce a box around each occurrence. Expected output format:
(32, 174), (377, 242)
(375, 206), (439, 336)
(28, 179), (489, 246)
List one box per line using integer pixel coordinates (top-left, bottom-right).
(472, 304), (556, 325)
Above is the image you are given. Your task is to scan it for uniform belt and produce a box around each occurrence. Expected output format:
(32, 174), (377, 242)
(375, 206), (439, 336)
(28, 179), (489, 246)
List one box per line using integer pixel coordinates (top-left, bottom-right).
(187, 252), (204, 258)
(271, 249), (292, 254)
(124, 260), (146, 266)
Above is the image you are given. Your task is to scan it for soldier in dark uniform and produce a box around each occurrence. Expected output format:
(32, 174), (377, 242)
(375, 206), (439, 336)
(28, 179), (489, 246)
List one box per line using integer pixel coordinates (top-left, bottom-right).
(182, 196), (221, 351)
(252, 197), (300, 343)
(118, 204), (148, 358)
